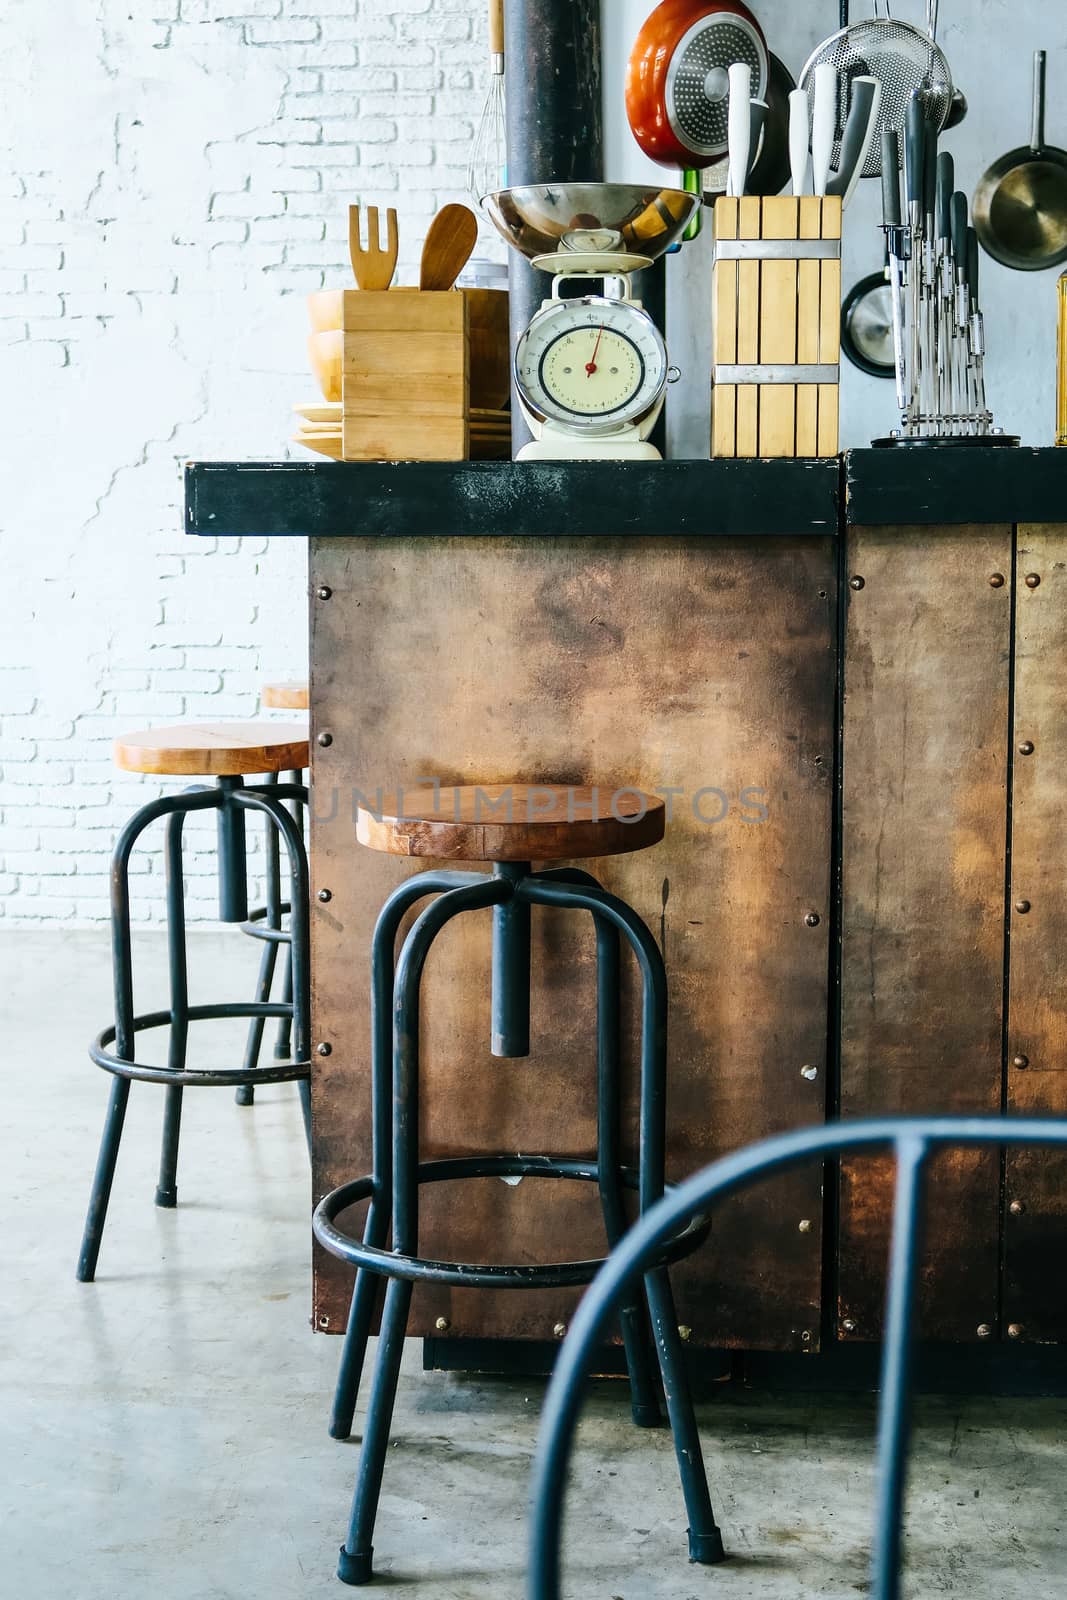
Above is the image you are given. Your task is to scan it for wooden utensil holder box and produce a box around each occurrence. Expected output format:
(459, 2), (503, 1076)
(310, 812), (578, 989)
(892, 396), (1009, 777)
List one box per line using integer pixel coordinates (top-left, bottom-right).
(341, 288), (509, 462)
(711, 195), (841, 459)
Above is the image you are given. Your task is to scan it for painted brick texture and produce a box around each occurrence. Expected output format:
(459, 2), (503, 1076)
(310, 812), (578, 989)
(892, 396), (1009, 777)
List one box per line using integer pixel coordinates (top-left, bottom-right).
(1, 0), (488, 923)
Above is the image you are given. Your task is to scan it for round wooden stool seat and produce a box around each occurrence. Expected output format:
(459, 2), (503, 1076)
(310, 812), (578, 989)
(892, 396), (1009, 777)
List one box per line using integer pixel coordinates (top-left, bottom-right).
(356, 784), (665, 862)
(262, 680), (309, 711)
(113, 722), (311, 777)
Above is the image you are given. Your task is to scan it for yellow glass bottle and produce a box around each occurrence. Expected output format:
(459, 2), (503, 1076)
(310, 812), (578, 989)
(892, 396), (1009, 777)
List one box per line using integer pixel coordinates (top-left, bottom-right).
(1058, 270), (1067, 445)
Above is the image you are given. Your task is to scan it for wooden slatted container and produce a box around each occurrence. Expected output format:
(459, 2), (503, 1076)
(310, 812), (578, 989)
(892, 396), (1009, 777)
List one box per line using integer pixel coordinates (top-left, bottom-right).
(341, 289), (511, 462)
(712, 195), (841, 459)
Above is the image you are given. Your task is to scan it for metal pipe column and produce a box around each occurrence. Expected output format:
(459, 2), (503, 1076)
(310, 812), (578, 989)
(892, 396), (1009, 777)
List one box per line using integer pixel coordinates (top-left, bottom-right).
(503, 0), (604, 451)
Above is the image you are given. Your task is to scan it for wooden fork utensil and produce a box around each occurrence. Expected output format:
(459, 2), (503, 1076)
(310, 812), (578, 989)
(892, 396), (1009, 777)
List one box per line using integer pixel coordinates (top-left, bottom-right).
(349, 205), (398, 290)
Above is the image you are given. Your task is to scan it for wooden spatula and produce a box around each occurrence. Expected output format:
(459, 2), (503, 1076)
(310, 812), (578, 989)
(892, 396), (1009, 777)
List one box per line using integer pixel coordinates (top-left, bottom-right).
(419, 203), (479, 291)
(349, 205), (398, 290)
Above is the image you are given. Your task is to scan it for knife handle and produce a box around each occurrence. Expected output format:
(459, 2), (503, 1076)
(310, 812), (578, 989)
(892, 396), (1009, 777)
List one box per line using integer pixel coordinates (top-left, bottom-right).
(881, 128), (902, 226)
(812, 63), (837, 197)
(789, 88), (811, 196)
(922, 113), (938, 220)
(951, 190), (968, 269)
(936, 151), (954, 240)
(967, 226), (980, 311)
(728, 62), (752, 198)
(905, 94), (926, 212)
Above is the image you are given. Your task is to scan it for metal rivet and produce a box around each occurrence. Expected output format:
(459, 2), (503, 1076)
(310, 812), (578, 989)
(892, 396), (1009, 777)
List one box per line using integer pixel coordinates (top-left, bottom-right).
(804, 912), (821, 927)
(1015, 899), (1031, 914)
(989, 573), (1006, 588)
(1009, 1199), (1026, 1216)
(553, 1322), (567, 1339)
(1025, 573), (1041, 588)
(1007, 1323), (1024, 1340)
(435, 1317), (450, 1332)
(316, 1041), (332, 1057)
(317, 585), (332, 599)
(317, 731), (333, 748)
(801, 1064), (819, 1081)
(841, 1318), (857, 1335)
(318, 888), (332, 903)
(318, 1315), (330, 1329)
(1013, 1054), (1030, 1069)
(1019, 741), (1035, 756)
(849, 575), (865, 590)
(678, 1325), (692, 1343)
(977, 1323), (993, 1339)
(800, 1328), (813, 1344)
(798, 1219), (812, 1233)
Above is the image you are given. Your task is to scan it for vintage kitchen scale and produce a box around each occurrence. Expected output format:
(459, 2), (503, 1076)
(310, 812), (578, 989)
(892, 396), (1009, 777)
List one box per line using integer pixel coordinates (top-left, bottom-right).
(482, 183), (697, 460)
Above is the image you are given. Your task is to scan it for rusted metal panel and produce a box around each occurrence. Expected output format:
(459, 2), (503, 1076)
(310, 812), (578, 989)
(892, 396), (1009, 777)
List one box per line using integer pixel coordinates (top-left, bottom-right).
(309, 534), (836, 1351)
(838, 526), (1011, 1343)
(1005, 526), (1067, 1344)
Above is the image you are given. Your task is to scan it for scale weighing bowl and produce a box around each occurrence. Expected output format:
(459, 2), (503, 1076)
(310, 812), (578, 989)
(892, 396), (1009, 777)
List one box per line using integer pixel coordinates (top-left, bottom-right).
(481, 183), (698, 264)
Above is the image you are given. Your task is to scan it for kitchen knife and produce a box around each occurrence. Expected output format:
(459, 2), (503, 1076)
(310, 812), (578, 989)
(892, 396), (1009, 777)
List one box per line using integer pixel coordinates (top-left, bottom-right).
(827, 77), (879, 206)
(951, 190), (973, 422)
(967, 222), (988, 432)
(812, 63), (837, 198)
(789, 88), (810, 196)
(881, 127), (907, 412)
(727, 61), (752, 199)
(935, 151), (955, 424)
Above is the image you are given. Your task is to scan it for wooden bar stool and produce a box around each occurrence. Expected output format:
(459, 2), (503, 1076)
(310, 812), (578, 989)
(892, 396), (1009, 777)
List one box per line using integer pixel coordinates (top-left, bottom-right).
(262, 681), (309, 712)
(313, 783), (722, 1586)
(76, 723), (312, 1283)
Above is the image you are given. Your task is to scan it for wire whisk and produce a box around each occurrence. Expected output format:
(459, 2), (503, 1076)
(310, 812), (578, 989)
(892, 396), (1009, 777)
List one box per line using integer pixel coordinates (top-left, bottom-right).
(467, 0), (507, 206)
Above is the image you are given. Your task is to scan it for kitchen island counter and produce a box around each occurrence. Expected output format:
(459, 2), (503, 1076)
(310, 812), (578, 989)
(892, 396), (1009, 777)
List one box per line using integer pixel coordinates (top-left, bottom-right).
(183, 451), (1067, 1356)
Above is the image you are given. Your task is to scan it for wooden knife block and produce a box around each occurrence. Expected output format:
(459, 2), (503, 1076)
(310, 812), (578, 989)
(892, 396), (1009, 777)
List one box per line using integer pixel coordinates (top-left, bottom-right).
(711, 195), (842, 459)
(341, 288), (509, 462)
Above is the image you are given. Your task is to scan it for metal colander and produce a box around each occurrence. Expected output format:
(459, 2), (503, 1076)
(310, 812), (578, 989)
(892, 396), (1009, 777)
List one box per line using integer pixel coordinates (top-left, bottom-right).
(799, 0), (952, 178)
(665, 13), (768, 162)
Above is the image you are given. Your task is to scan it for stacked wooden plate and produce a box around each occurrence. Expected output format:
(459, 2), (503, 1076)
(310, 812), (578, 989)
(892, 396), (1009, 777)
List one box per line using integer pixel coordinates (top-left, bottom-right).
(292, 403), (511, 461)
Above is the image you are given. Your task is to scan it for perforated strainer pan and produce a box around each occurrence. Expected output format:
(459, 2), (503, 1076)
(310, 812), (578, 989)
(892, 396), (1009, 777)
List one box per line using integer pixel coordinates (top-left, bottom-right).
(799, 0), (952, 180)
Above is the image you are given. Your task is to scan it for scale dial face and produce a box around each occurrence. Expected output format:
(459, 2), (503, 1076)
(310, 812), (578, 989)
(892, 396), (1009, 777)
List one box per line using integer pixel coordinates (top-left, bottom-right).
(515, 295), (668, 434)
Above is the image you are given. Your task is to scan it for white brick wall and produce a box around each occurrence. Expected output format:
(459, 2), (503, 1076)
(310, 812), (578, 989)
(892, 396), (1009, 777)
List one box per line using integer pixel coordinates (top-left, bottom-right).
(0, 0), (487, 923)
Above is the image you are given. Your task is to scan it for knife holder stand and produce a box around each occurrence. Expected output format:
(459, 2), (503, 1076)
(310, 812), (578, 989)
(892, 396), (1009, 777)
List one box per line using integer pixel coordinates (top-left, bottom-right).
(341, 288), (510, 461)
(711, 196), (842, 459)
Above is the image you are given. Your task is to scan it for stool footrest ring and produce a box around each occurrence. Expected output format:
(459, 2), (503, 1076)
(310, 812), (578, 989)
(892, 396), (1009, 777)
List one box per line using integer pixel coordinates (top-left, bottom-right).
(313, 1155), (708, 1289)
(90, 1007), (310, 1087)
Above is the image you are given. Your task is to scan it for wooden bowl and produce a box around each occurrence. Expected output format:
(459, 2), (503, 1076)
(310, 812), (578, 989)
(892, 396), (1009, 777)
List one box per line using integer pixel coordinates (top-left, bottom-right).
(307, 289), (343, 333)
(307, 330), (342, 402)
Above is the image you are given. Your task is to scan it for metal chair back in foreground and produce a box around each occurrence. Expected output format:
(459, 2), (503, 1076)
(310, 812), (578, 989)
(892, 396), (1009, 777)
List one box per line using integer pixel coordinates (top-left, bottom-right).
(527, 1115), (1067, 1600)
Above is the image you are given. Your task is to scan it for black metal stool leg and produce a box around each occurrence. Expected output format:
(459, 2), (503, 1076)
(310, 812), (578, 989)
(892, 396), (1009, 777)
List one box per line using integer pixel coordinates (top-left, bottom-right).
(521, 878), (723, 1564)
(338, 877), (508, 1585)
(273, 769), (303, 1062)
(329, 869), (486, 1441)
(238, 783), (283, 1105)
(77, 1077), (131, 1282)
(536, 868), (662, 1428)
(156, 808), (190, 1207)
(235, 786), (312, 1159)
(78, 791), (199, 1281)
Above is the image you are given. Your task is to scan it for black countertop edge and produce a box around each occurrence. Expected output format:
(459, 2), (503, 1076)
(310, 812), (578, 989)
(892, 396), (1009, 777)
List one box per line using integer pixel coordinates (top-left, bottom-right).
(184, 458), (841, 540)
(845, 446), (1067, 528)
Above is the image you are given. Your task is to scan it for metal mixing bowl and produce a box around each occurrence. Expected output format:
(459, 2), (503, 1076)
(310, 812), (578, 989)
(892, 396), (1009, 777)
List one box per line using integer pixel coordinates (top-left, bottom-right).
(481, 182), (698, 263)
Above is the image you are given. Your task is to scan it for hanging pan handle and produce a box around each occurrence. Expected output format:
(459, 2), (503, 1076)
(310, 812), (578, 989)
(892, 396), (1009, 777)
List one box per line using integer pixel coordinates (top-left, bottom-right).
(1031, 49), (1047, 155)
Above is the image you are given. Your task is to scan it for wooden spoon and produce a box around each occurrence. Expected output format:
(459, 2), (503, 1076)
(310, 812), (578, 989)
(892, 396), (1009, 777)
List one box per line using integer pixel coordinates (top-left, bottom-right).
(419, 204), (479, 291)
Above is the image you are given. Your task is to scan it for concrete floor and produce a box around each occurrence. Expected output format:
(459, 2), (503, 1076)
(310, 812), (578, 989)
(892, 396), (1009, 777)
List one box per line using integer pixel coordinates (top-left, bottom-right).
(2, 928), (1066, 1599)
